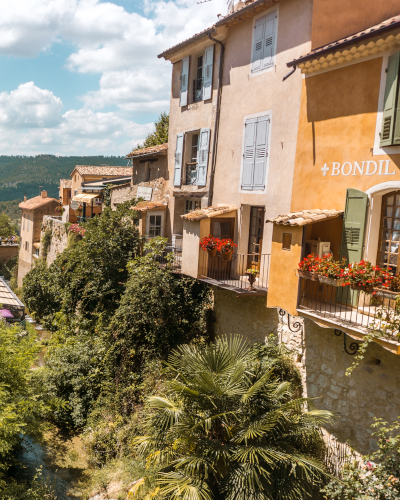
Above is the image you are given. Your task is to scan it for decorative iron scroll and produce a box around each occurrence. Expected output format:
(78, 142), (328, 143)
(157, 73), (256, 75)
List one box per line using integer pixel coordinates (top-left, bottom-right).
(334, 329), (359, 356)
(278, 309), (303, 333)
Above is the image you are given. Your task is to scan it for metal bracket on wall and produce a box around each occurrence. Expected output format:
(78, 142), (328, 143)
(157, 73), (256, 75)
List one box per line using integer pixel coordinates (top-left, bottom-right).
(278, 309), (303, 333)
(334, 329), (359, 356)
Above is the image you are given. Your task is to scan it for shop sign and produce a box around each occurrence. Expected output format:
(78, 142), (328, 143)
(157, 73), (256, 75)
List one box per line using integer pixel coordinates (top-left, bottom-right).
(137, 186), (153, 200)
(321, 160), (396, 177)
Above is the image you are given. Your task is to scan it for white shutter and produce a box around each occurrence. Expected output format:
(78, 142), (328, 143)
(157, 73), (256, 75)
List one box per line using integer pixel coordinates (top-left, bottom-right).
(262, 14), (276, 69)
(203, 45), (214, 101)
(197, 128), (210, 186)
(241, 118), (257, 190)
(253, 116), (269, 189)
(174, 133), (184, 186)
(251, 16), (265, 73)
(180, 57), (189, 107)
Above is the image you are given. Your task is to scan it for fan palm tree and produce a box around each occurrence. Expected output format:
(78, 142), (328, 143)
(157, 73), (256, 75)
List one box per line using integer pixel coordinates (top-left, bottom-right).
(131, 335), (333, 500)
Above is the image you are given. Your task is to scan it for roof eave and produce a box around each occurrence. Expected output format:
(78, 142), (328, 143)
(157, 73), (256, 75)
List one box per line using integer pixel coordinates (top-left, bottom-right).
(287, 19), (400, 68)
(158, 27), (216, 60)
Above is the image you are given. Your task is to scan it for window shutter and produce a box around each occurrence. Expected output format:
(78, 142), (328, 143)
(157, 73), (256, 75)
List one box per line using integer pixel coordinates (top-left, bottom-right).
(262, 14), (276, 69)
(174, 133), (184, 186)
(340, 188), (368, 264)
(253, 116), (269, 189)
(197, 128), (210, 186)
(180, 57), (190, 107)
(380, 52), (399, 147)
(241, 118), (257, 190)
(203, 44), (214, 101)
(251, 16), (265, 73)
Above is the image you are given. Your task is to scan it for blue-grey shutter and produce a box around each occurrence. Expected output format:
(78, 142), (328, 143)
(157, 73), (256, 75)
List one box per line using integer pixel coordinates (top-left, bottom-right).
(203, 45), (214, 101)
(380, 52), (399, 147)
(251, 16), (265, 73)
(241, 118), (256, 190)
(174, 133), (184, 186)
(253, 116), (269, 189)
(197, 128), (210, 186)
(262, 13), (276, 69)
(180, 57), (189, 107)
(340, 188), (368, 264)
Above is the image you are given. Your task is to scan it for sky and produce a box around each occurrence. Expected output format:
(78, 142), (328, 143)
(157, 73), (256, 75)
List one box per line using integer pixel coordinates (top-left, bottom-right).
(0, 0), (226, 156)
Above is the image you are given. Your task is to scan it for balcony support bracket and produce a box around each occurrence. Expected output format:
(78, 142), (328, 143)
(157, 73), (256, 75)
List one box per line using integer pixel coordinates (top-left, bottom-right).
(334, 329), (359, 356)
(279, 309), (303, 333)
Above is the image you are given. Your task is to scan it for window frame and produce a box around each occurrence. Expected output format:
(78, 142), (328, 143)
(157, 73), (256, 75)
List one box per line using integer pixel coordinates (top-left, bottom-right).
(146, 211), (165, 238)
(249, 6), (279, 78)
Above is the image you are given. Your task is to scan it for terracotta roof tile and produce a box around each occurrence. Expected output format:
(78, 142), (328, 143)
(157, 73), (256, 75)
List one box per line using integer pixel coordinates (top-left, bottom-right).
(288, 15), (400, 67)
(126, 143), (168, 158)
(181, 204), (236, 221)
(72, 166), (132, 177)
(266, 209), (343, 226)
(19, 196), (59, 210)
(131, 201), (167, 212)
(60, 179), (72, 189)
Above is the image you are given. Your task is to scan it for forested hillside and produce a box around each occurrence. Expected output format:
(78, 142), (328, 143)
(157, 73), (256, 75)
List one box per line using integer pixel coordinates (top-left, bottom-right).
(0, 155), (128, 201)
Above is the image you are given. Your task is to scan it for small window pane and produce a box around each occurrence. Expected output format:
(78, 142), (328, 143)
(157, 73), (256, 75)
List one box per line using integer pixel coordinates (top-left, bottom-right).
(390, 254), (398, 265)
(156, 216), (161, 225)
(282, 233), (292, 251)
(384, 218), (392, 229)
(387, 195), (395, 205)
(393, 231), (400, 241)
(386, 206), (393, 217)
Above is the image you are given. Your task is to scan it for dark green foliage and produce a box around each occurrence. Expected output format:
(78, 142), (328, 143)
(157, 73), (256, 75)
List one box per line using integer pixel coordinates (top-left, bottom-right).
(133, 335), (333, 500)
(323, 418), (400, 499)
(41, 228), (52, 258)
(0, 213), (18, 237)
(22, 202), (141, 328)
(0, 200), (22, 224)
(134, 112), (169, 150)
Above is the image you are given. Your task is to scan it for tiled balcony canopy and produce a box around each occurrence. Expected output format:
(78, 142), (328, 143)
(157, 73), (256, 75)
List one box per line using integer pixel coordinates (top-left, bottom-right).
(181, 204), (237, 221)
(266, 209), (343, 226)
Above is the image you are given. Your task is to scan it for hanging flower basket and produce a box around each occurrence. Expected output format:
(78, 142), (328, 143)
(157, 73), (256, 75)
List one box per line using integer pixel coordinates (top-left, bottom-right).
(350, 283), (374, 294)
(223, 251), (233, 261)
(318, 276), (346, 287)
(200, 235), (220, 256)
(296, 270), (319, 281)
(208, 248), (217, 257)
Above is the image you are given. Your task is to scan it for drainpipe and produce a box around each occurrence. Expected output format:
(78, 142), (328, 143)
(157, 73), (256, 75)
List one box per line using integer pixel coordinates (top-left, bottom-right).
(207, 31), (224, 207)
(283, 65), (296, 81)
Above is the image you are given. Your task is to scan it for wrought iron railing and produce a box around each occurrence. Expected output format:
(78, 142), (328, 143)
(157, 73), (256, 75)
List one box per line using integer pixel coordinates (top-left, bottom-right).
(198, 251), (270, 292)
(297, 276), (400, 340)
(186, 163), (198, 185)
(144, 245), (182, 271)
(193, 78), (203, 103)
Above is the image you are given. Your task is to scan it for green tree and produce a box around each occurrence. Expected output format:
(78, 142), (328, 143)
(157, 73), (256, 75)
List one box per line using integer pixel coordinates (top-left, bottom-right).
(134, 112), (169, 150)
(132, 335), (333, 500)
(0, 212), (17, 237)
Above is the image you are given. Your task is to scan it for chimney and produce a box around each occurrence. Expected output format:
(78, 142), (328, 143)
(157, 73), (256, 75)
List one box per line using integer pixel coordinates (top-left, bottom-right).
(41, 190), (47, 199)
(24, 193), (27, 202)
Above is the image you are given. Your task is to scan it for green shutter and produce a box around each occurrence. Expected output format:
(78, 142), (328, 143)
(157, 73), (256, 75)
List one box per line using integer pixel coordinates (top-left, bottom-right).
(339, 188), (368, 307)
(380, 52), (400, 147)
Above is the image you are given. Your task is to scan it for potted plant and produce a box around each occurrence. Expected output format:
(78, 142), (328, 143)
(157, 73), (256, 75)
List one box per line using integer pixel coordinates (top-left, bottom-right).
(296, 254), (321, 281)
(347, 260), (388, 294)
(317, 254), (348, 286)
(374, 270), (400, 300)
(55, 205), (65, 215)
(199, 235), (220, 257)
(218, 238), (237, 261)
(246, 268), (258, 290)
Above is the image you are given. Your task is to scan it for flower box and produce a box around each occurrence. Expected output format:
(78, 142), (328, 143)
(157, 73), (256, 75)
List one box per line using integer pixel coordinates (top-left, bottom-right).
(296, 270), (319, 281)
(350, 283), (374, 294)
(318, 275), (346, 287)
(373, 288), (400, 300)
(208, 248), (217, 257)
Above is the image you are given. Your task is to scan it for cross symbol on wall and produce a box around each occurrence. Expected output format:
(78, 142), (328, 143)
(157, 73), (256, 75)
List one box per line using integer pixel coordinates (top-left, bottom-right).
(321, 163), (329, 176)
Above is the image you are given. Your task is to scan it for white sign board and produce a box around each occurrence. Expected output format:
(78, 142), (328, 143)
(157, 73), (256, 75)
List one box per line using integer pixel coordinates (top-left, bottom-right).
(70, 200), (79, 210)
(137, 186), (153, 201)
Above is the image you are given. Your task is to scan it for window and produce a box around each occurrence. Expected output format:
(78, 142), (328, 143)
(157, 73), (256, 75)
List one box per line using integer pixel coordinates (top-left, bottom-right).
(174, 129), (210, 187)
(22, 214), (25, 231)
(25, 241), (29, 252)
(35, 247), (40, 257)
(248, 207), (265, 254)
(380, 52), (400, 147)
(146, 211), (164, 238)
(193, 56), (204, 102)
(282, 233), (292, 251)
(251, 11), (277, 74)
(179, 45), (213, 107)
(241, 115), (269, 191)
(186, 134), (199, 185)
(185, 199), (201, 214)
(377, 191), (400, 273)
(27, 214), (30, 231)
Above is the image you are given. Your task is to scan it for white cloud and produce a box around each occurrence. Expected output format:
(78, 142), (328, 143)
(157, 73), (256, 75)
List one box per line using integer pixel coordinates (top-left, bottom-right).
(0, 82), (63, 128)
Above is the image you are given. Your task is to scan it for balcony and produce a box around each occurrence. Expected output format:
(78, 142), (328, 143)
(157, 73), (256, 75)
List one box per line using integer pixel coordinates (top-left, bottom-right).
(193, 78), (203, 103)
(198, 251), (270, 294)
(297, 275), (400, 354)
(144, 244), (182, 273)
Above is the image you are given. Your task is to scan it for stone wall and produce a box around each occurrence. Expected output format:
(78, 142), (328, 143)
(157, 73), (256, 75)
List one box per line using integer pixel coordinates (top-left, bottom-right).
(0, 245), (18, 265)
(214, 288), (400, 456)
(41, 217), (69, 266)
